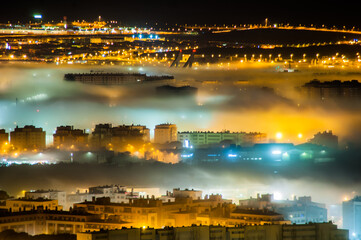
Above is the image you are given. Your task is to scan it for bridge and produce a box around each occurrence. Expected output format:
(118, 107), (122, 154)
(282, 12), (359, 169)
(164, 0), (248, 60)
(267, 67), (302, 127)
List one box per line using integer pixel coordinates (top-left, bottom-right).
(170, 50), (196, 68)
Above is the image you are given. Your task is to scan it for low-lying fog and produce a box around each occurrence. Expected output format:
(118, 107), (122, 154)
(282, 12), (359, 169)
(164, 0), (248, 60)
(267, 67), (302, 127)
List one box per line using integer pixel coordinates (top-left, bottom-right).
(1, 62), (361, 215)
(1, 62), (360, 144)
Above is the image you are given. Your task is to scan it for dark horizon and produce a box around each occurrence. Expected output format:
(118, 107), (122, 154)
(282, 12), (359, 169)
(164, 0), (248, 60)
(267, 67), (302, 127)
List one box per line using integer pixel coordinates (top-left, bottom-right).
(0, 1), (360, 27)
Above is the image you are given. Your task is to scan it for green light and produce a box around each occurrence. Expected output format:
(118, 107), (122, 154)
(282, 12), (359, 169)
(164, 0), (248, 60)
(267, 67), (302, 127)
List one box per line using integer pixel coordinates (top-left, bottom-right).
(282, 152), (290, 161)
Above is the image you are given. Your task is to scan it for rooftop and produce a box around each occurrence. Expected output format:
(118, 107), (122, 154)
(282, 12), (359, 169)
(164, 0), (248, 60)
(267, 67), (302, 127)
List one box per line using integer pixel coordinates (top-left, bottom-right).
(27, 189), (63, 193)
(0, 209), (92, 217)
(232, 208), (282, 216)
(9, 198), (54, 202)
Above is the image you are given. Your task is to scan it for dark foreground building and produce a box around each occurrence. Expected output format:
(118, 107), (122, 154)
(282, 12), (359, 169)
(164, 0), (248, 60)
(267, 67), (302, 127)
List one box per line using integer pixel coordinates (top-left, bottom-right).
(77, 223), (348, 240)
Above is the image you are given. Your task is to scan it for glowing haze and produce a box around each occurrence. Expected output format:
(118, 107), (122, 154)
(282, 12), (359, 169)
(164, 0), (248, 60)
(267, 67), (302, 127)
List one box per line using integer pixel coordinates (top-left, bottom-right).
(1, 62), (360, 145)
(1, 61), (361, 227)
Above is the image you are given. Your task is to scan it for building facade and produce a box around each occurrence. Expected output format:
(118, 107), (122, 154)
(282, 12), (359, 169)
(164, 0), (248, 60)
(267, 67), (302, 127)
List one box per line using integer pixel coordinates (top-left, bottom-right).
(77, 223), (348, 240)
(10, 125), (46, 151)
(0, 129), (8, 144)
(66, 185), (140, 210)
(178, 131), (267, 147)
(154, 124), (177, 144)
(73, 193), (287, 229)
(90, 124), (113, 149)
(53, 126), (89, 150)
(343, 196), (361, 239)
(25, 190), (67, 209)
(238, 194), (328, 225)
(91, 124), (150, 151)
(274, 196), (328, 225)
(301, 79), (361, 100)
(172, 188), (202, 200)
(0, 198), (62, 212)
(0, 209), (132, 236)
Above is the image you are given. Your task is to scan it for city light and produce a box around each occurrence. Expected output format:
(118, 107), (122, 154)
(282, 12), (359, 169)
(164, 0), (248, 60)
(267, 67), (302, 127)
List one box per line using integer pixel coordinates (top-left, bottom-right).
(271, 150), (282, 155)
(228, 153), (237, 157)
(275, 132), (283, 139)
(0, 6), (360, 239)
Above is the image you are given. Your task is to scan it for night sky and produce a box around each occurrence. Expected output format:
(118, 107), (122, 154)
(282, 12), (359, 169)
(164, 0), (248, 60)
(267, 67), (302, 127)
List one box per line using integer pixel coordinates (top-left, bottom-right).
(0, 0), (360, 27)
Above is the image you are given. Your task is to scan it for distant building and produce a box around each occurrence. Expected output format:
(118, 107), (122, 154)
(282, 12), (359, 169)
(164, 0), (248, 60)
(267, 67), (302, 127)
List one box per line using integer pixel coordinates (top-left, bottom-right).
(66, 185), (135, 210)
(0, 129), (8, 144)
(158, 193), (176, 203)
(10, 125), (46, 151)
(238, 194), (328, 225)
(111, 124), (150, 145)
(91, 123), (113, 149)
(178, 131), (267, 147)
(77, 223), (348, 240)
(91, 124), (150, 151)
(73, 193), (285, 228)
(301, 79), (361, 100)
(230, 208), (285, 225)
(0, 198), (62, 212)
(274, 196), (328, 224)
(24, 190), (66, 209)
(88, 185), (127, 195)
(125, 187), (161, 199)
(239, 193), (273, 210)
(64, 73), (174, 85)
(308, 130), (338, 149)
(65, 192), (96, 211)
(154, 124), (177, 144)
(342, 196), (361, 239)
(172, 188), (202, 200)
(53, 125), (89, 150)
